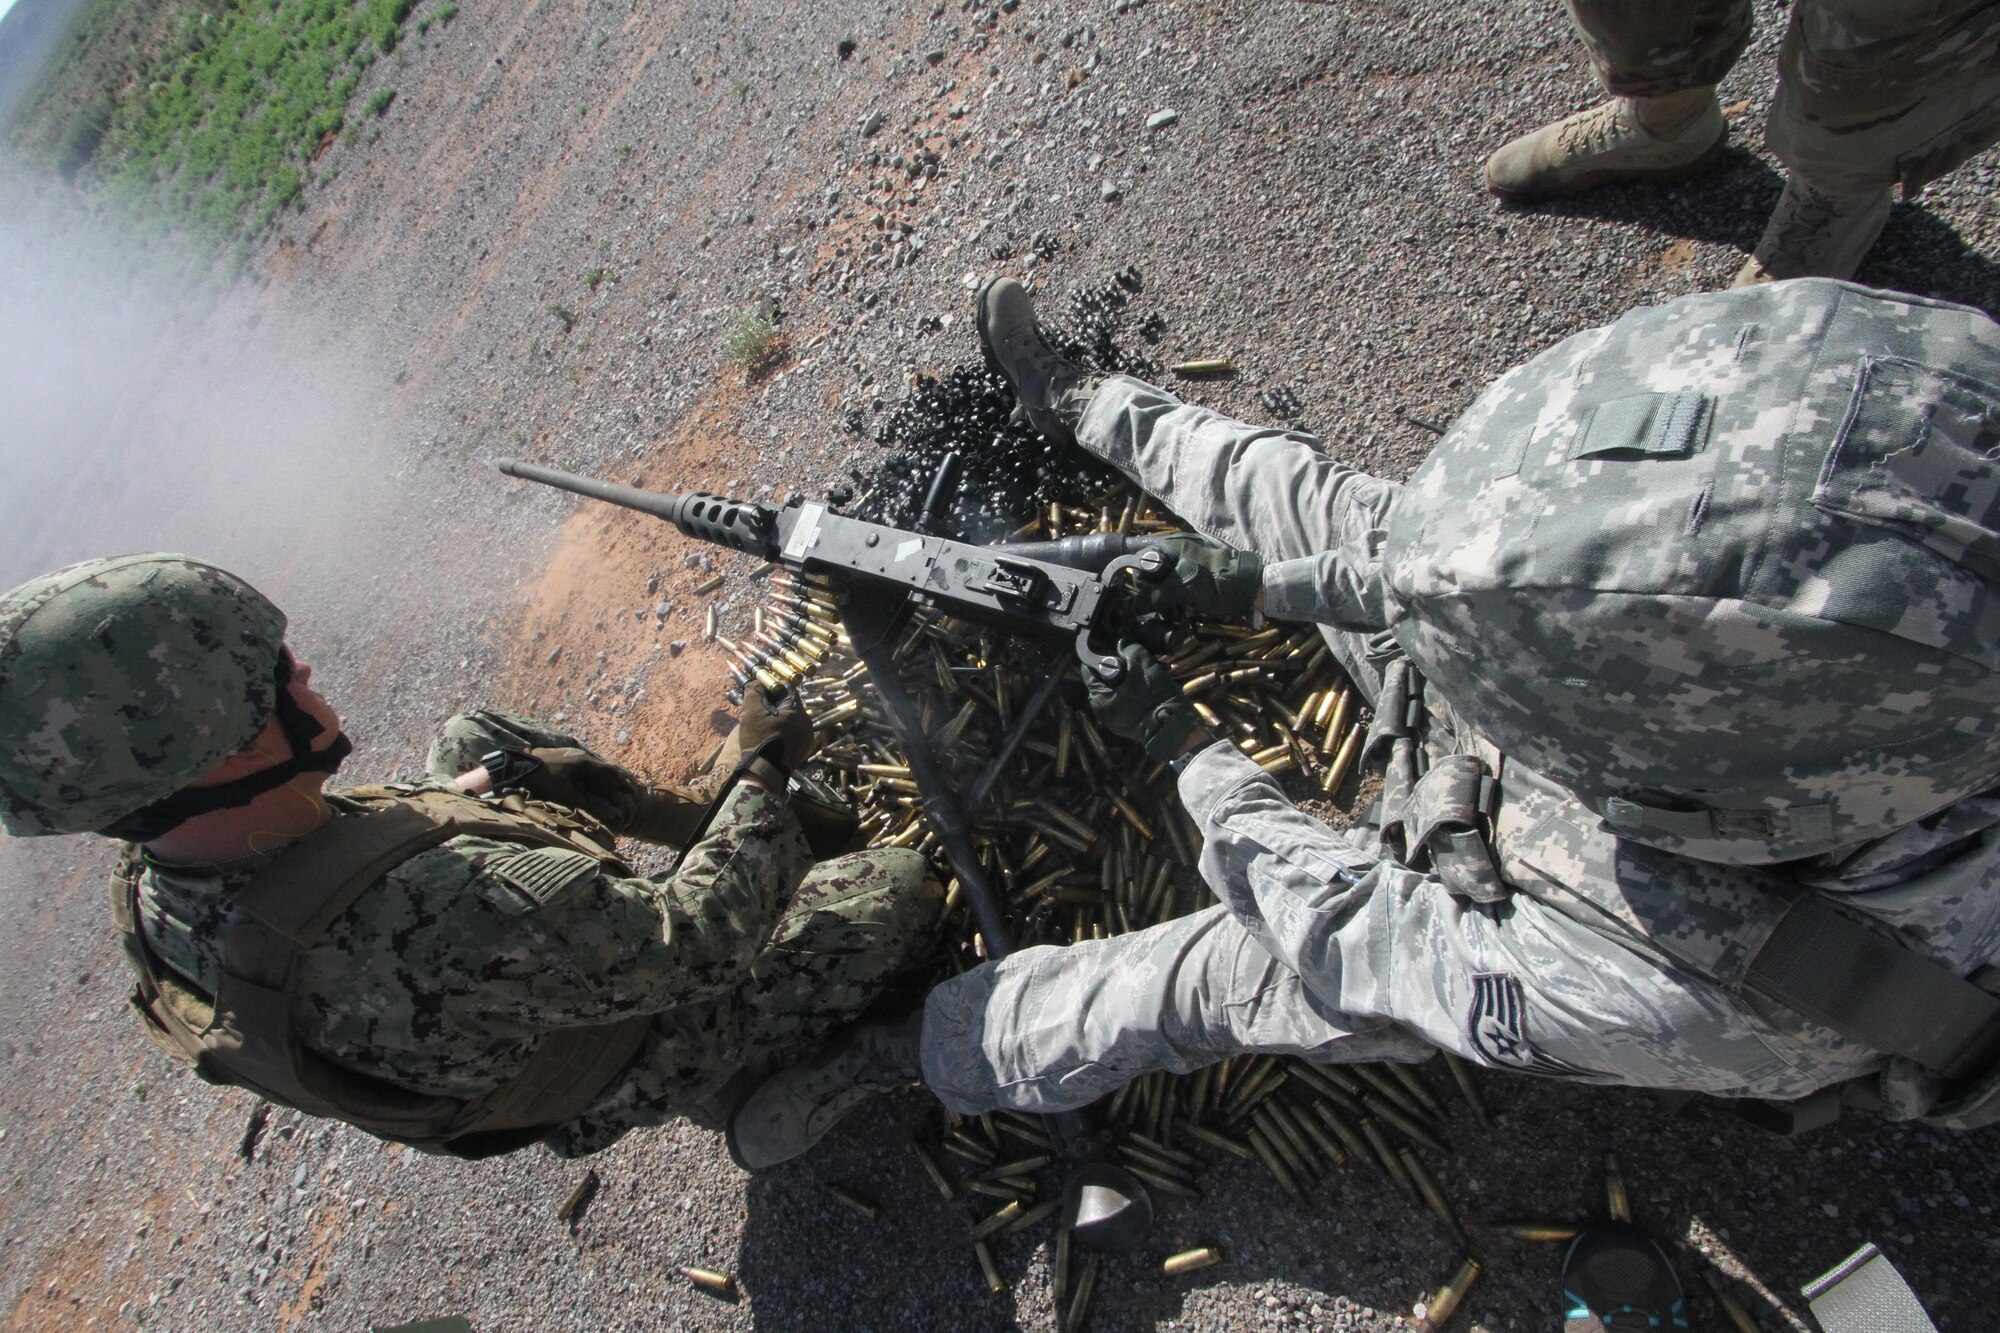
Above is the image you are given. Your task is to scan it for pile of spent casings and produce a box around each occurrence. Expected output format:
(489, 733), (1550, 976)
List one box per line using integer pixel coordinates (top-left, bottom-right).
(777, 500), (1490, 1328)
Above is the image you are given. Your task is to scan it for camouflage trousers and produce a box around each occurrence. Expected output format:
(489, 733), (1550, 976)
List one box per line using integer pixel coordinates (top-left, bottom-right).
(429, 711), (945, 1154)
(919, 376), (1888, 1116)
(1568, 0), (2000, 194)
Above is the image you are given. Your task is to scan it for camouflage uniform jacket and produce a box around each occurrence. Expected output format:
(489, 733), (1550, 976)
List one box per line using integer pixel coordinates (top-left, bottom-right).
(134, 778), (808, 1151)
(1243, 280), (2000, 1115)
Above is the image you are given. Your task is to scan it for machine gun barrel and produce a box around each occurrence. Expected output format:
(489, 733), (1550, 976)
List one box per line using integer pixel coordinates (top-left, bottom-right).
(499, 459), (1181, 679)
(498, 459), (780, 558)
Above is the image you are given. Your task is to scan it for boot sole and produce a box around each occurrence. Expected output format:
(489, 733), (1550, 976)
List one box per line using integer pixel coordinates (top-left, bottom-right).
(1484, 130), (1727, 203)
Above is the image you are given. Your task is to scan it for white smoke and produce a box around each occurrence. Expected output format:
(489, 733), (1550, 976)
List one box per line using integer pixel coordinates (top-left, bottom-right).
(0, 164), (412, 604)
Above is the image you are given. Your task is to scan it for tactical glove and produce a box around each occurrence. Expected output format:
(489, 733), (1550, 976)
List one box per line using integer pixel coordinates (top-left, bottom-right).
(1147, 535), (1263, 618)
(1087, 642), (1206, 763)
(735, 690), (815, 775)
(518, 747), (644, 829)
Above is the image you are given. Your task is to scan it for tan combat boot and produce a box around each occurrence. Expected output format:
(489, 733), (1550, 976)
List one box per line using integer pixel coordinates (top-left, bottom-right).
(1731, 175), (1892, 286)
(725, 1012), (924, 1172)
(1484, 87), (1727, 200)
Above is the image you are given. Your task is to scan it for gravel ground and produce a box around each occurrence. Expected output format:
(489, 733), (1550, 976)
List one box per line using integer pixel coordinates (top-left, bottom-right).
(2, 0), (1998, 1330)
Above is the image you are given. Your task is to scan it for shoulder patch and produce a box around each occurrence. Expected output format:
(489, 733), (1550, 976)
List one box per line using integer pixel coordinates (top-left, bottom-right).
(478, 845), (601, 914)
(1466, 972), (1595, 1078)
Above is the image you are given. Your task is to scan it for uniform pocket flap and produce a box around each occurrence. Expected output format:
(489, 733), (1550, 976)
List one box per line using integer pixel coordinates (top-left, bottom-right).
(1814, 355), (2000, 584)
(1569, 389), (1713, 461)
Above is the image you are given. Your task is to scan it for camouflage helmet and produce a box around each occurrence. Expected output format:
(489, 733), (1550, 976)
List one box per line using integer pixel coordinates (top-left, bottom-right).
(1384, 280), (2000, 865)
(0, 555), (287, 836)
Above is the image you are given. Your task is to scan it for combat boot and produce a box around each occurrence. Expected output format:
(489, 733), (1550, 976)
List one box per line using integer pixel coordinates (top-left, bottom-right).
(619, 782), (710, 846)
(976, 277), (1102, 448)
(1483, 88), (1726, 200)
(1732, 175), (1891, 286)
(725, 1012), (923, 1172)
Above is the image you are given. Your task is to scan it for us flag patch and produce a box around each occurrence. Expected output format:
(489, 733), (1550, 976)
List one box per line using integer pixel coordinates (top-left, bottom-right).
(1467, 973), (1593, 1077)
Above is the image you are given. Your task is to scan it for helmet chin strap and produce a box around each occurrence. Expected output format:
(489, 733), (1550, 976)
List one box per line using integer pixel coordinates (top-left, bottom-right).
(106, 664), (353, 842)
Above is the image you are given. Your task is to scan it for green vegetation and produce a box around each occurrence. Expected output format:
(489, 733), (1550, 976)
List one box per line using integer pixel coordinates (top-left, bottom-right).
(721, 308), (785, 377)
(583, 267), (613, 291)
(10, 0), (452, 262)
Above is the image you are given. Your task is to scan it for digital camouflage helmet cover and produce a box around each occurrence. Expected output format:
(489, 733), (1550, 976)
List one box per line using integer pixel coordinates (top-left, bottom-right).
(0, 555), (288, 836)
(1385, 280), (2000, 865)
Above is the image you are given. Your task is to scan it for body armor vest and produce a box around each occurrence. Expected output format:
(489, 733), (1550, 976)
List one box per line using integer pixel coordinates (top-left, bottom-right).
(110, 788), (652, 1159)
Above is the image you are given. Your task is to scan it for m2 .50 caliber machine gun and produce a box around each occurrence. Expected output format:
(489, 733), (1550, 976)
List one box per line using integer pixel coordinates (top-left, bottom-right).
(497, 457), (1186, 1250)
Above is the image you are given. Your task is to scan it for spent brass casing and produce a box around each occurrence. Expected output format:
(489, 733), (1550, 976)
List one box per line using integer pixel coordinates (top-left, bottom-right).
(1227, 1069), (1289, 1122)
(1244, 1123), (1304, 1200)
(1002, 1198), (1061, 1236)
(1351, 1063), (1427, 1122)
(1221, 1058), (1279, 1118)
(994, 1110), (1056, 1150)
(1309, 1100), (1375, 1174)
(1605, 1151), (1632, 1223)
(1289, 1061), (1364, 1116)
(830, 1186), (879, 1220)
(680, 1267), (737, 1298)
(1171, 357), (1232, 377)
(944, 1130), (995, 1165)
(556, 1168), (598, 1221)
(1363, 1092), (1451, 1158)
(1699, 1269), (1764, 1333)
(913, 1143), (957, 1201)
(1125, 1129), (1198, 1167)
(704, 605), (719, 642)
(1185, 1123), (1256, 1162)
(1124, 1162), (1201, 1199)
(1064, 1253), (1100, 1333)
(1359, 1117), (1415, 1196)
(970, 1199), (1024, 1240)
(966, 1178), (1035, 1203)
(982, 1154), (1053, 1179)
(1110, 793), (1155, 841)
(1256, 1101), (1320, 1178)
(1390, 1062), (1449, 1122)
(1117, 1143), (1198, 1184)
(974, 1239), (1005, 1294)
(693, 573), (725, 596)
(1442, 1052), (1491, 1129)
(1400, 1147), (1463, 1239)
(1291, 1103), (1350, 1168)
(1053, 1227), (1072, 1306)
(1162, 1247), (1224, 1277)
(1421, 1258), (1481, 1331)
(1491, 1221), (1581, 1242)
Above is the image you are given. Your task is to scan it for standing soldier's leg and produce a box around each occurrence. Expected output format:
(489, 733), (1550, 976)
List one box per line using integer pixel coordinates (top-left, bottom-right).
(920, 904), (1431, 1116)
(1484, 0), (1747, 199)
(979, 277), (1400, 699)
(1742, 0), (2000, 283)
